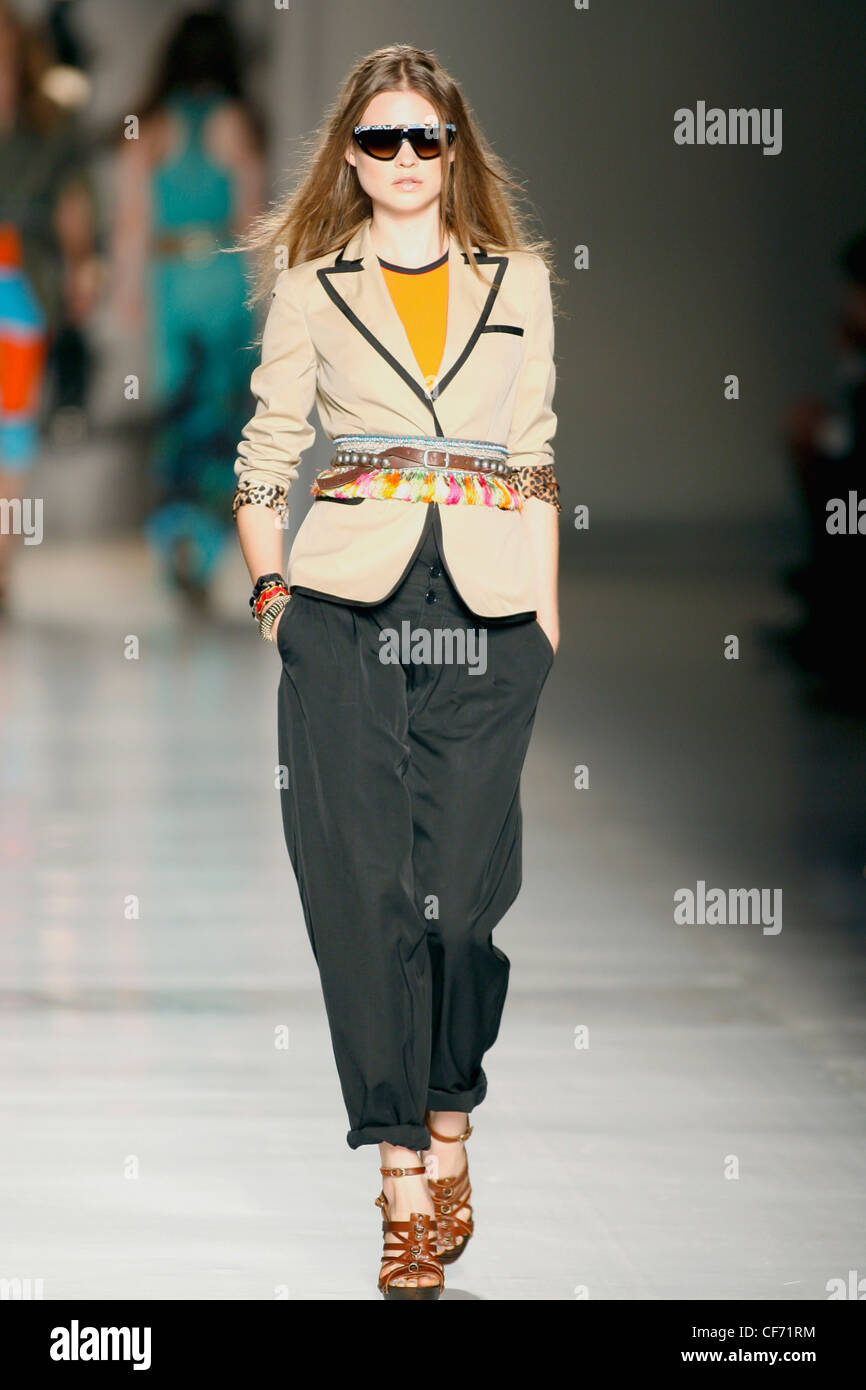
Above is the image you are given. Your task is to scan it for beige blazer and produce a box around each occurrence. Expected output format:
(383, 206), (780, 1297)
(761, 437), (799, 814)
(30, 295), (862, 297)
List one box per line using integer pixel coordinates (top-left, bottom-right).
(233, 216), (557, 618)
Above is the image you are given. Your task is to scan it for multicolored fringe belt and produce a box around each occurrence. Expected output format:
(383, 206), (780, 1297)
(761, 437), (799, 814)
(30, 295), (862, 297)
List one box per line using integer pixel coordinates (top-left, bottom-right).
(311, 434), (522, 511)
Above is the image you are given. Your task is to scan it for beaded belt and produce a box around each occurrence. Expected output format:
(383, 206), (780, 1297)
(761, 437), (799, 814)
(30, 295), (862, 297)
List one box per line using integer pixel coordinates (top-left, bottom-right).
(311, 435), (522, 510)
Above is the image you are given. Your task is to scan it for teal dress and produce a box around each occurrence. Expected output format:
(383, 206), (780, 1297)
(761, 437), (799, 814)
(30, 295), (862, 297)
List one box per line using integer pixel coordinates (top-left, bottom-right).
(145, 90), (256, 586)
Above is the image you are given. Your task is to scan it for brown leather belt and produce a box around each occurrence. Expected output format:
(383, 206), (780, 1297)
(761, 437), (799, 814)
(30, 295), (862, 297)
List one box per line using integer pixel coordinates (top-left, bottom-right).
(317, 445), (513, 492)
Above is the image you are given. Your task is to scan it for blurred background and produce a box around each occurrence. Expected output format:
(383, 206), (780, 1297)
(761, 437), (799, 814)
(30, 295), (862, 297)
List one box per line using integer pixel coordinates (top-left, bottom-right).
(0, 0), (864, 1300)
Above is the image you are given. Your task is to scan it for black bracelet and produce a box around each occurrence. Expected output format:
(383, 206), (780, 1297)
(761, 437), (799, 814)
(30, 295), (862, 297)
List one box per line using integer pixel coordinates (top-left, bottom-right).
(249, 572), (287, 612)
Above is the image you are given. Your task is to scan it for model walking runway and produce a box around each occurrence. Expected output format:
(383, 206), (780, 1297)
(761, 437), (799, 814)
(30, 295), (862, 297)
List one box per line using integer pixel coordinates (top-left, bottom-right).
(1, 530), (864, 1299)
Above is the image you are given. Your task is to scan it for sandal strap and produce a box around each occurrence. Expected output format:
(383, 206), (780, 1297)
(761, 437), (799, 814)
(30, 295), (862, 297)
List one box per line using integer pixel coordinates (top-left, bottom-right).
(425, 1112), (473, 1144)
(382, 1227), (438, 1253)
(429, 1166), (471, 1201)
(428, 1161), (473, 1248)
(434, 1210), (475, 1245)
(378, 1211), (444, 1291)
(379, 1165), (427, 1177)
(379, 1257), (443, 1291)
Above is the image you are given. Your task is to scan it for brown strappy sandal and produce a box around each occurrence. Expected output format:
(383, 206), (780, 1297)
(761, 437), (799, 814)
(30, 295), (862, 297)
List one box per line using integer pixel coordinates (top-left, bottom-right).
(424, 1112), (475, 1264)
(375, 1165), (445, 1300)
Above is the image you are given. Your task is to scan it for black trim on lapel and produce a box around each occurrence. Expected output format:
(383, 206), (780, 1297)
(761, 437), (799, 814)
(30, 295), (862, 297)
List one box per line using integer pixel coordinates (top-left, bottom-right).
(317, 257), (445, 435)
(333, 243), (361, 268)
(316, 242), (512, 436)
(434, 254), (508, 395)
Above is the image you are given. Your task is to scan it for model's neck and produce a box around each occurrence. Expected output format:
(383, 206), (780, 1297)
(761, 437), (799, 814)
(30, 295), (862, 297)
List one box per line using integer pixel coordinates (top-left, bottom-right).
(367, 207), (448, 269)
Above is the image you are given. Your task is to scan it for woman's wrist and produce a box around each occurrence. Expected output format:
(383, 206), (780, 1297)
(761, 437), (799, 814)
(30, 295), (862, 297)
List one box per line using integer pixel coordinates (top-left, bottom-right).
(250, 571), (290, 640)
(250, 572), (286, 611)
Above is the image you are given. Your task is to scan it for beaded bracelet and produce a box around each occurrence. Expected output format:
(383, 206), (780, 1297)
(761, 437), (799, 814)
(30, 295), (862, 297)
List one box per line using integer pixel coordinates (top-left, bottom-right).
(253, 583), (289, 620)
(259, 592), (290, 642)
(249, 572), (286, 616)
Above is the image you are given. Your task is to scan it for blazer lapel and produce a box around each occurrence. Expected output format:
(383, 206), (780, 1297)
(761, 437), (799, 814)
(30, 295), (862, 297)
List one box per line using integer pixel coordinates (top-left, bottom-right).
(317, 218), (509, 418)
(434, 236), (507, 399)
(317, 219), (427, 408)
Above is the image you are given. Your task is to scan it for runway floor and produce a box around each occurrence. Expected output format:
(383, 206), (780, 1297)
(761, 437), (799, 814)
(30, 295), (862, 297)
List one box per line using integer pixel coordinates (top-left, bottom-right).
(1, 526), (864, 1300)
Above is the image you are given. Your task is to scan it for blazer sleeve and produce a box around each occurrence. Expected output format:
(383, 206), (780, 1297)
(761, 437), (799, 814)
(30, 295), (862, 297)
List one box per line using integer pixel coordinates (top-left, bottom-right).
(508, 257), (560, 512)
(232, 269), (318, 523)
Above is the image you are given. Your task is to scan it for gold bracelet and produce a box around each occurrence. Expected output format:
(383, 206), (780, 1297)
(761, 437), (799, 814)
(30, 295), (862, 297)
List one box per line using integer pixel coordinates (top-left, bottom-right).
(259, 593), (290, 642)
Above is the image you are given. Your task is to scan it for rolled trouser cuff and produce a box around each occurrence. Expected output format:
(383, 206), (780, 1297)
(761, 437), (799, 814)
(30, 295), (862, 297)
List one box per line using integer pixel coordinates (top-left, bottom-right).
(346, 1123), (431, 1151)
(425, 1077), (487, 1114)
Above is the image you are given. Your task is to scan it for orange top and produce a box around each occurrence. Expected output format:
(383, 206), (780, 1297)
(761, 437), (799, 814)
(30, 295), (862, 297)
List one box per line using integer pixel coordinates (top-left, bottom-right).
(379, 250), (448, 393)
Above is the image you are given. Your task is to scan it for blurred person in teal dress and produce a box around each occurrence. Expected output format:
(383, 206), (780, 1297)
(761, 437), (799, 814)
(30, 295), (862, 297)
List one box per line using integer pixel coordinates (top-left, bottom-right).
(111, 9), (265, 608)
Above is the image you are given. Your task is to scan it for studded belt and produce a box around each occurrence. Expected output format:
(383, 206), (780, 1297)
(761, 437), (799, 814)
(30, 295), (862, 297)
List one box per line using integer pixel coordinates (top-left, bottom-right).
(311, 435), (521, 511)
(315, 435), (513, 492)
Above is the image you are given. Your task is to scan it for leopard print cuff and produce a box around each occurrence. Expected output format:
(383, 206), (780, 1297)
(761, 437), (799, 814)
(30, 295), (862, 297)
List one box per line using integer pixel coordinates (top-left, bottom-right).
(514, 462), (560, 513)
(232, 480), (290, 522)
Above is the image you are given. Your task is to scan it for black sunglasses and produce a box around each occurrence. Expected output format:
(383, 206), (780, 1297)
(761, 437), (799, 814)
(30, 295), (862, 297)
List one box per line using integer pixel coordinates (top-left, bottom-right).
(352, 123), (456, 161)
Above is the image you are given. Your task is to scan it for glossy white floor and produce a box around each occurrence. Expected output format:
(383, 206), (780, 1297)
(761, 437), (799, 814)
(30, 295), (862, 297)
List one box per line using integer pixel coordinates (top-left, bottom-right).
(1, 529), (864, 1301)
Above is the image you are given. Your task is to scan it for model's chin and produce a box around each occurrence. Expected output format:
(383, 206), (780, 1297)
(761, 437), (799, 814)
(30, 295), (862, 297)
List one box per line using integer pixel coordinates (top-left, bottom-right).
(376, 188), (438, 215)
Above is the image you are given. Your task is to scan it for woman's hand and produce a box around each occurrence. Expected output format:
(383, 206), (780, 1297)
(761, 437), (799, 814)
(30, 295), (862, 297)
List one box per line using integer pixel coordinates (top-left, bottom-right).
(520, 496), (559, 655)
(270, 604), (287, 644)
(236, 507), (288, 647)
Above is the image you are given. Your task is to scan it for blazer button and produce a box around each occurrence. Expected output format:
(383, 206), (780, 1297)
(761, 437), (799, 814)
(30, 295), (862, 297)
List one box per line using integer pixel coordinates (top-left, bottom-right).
(425, 589), (438, 604)
(428, 563), (442, 579)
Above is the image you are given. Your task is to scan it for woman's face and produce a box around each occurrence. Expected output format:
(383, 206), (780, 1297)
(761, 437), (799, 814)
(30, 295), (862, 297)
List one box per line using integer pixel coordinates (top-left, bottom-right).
(346, 88), (454, 217)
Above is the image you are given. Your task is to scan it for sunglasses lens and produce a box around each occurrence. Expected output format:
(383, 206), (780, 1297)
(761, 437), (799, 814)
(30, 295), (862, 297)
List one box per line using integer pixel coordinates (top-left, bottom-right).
(356, 130), (403, 160)
(354, 126), (454, 160)
(412, 127), (445, 159)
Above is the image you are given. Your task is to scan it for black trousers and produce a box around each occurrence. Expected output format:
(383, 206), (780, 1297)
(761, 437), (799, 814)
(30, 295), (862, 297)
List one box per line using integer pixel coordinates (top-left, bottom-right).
(275, 506), (554, 1149)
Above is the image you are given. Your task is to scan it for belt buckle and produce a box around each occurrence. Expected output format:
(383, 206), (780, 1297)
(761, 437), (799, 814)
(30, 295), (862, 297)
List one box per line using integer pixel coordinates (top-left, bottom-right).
(422, 446), (449, 471)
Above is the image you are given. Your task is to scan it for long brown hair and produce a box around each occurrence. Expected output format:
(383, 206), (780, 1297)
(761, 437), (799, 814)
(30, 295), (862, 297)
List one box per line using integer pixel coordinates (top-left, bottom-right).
(240, 43), (555, 304)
